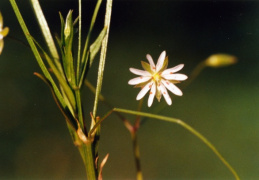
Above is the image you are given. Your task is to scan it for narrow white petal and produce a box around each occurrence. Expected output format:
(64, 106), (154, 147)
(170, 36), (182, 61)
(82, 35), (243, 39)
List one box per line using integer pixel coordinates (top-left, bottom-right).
(148, 83), (156, 107)
(161, 79), (183, 96)
(156, 51), (166, 72)
(130, 68), (151, 76)
(160, 84), (172, 105)
(161, 64), (184, 75)
(136, 82), (153, 100)
(128, 76), (151, 85)
(146, 54), (156, 71)
(162, 73), (188, 81)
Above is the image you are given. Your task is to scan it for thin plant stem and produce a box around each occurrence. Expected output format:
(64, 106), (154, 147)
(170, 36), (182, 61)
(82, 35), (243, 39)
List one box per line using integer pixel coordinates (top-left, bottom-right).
(75, 90), (86, 132)
(85, 79), (143, 179)
(134, 98), (143, 129)
(85, 142), (97, 180)
(130, 132), (143, 180)
(7, 35), (29, 48)
(84, 79), (133, 131)
(183, 61), (206, 88)
(114, 108), (240, 180)
(131, 99), (144, 179)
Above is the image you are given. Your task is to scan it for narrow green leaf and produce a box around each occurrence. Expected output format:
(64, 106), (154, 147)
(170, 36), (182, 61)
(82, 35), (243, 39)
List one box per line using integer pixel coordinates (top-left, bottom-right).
(59, 12), (65, 47)
(113, 108), (240, 180)
(63, 10), (76, 87)
(89, 27), (107, 67)
(30, 0), (64, 76)
(76, 0), (82, 85)
(92, 0), (112, 119)
(81, 0), (103, 66)
(9, 0), (68, 112)
(31, 35), (76, 111)
(78, 27), (107, 88)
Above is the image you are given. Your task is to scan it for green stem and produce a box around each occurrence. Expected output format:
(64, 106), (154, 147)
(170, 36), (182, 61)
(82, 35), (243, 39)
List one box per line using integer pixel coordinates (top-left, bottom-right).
(75, 89), (85, 132)
(85, 142), (97, 180)
(134, 98), (143, 129)
(114, 108), (240, 180)
(183, 61), (206, 88)
(131, 131), (143, 180)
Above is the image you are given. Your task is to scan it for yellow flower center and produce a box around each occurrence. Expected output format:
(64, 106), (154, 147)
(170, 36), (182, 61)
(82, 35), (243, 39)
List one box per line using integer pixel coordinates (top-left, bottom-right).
(152, 73), (161, 82)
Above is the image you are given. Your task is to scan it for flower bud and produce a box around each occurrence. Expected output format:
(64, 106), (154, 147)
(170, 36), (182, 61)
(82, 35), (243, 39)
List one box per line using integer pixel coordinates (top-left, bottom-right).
(205, 54), (237, 68)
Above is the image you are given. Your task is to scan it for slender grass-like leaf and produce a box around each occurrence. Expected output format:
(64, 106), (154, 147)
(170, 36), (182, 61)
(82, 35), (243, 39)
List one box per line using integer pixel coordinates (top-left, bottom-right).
(63, 10), (77, 88)
(89, 27), (107, 67)
(30, 0), (64, 75)
(9, 0), (68, 111)
(113, 108), (240, 180)
(59, 12), (65, 47)
(76, 0), (82, 84)
(32, 36), (76, 111)
(79, 27), (107, 88)
(92, 0), (112, 119)
(81, 0), (102, 66)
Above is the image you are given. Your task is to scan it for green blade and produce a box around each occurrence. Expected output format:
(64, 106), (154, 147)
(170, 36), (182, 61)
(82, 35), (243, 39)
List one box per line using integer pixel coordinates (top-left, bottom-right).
(30, 0), (64, 76)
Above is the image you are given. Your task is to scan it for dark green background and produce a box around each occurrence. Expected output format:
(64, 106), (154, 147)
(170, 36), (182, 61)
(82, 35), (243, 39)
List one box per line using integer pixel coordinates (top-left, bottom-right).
(0, 0), (258, 179)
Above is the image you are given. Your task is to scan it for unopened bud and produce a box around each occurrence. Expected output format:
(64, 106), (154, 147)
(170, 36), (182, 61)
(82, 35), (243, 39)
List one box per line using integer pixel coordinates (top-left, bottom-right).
(205, 54), (237, 68)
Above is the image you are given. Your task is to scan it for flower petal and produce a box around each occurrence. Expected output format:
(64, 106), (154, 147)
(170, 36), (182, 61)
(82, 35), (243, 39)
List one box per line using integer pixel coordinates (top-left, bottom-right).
(161, 79), (183, 96)
(146, 54), (156, 71)
(161, 64), (184, 75)
(128, 76), (151, 85)
(156, 51), (166, 72)
(148, 82), (156, 107)
(160, 84), (172, 105)
(1, 27), (9, 37)
(0, 39), (3, 54)
(162, 73), (188, 81)
(129, 68), (151, 76)
(0, 12), (3, 30)
(136, 81), (153, 100)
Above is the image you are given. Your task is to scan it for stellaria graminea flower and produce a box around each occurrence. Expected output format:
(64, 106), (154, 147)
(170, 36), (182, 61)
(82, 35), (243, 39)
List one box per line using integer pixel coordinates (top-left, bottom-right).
(0, 12), (9, 55)
(128, 51), (188, 107)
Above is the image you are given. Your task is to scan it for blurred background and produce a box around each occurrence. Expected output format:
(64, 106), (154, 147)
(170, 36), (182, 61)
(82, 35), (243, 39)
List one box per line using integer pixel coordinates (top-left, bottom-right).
(0, 0), (259, 179)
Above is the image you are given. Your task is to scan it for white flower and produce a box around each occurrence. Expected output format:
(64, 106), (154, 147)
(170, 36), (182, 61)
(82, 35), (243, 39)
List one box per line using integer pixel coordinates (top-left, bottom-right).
(128, 51), (188, 107)
(0, 12), (9, 55)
